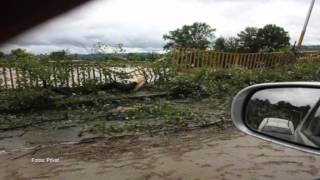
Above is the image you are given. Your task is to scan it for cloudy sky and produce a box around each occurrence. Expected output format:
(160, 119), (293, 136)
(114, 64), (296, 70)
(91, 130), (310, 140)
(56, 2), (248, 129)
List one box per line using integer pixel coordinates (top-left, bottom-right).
(1, 0), (319, 54)
(253, 88), (320, 107)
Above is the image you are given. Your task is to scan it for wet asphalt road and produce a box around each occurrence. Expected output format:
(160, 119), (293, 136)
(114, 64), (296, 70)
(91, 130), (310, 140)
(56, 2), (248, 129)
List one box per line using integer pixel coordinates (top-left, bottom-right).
(1, 126), (320, 180)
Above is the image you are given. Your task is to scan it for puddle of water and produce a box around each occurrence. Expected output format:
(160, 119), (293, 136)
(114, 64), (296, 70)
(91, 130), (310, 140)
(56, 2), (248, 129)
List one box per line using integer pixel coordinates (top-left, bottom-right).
(0, 126), (99, 153)
(22, 127), (84, 144)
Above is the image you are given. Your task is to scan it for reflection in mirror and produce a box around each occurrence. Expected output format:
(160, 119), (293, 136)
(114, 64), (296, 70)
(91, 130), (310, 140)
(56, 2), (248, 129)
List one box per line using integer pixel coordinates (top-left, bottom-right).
(245, 88), (320, 149)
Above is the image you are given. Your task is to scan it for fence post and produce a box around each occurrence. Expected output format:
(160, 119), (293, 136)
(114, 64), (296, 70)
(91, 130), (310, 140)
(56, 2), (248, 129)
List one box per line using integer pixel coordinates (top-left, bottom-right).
(71, 63), (75, 88)
(8, 66), (14, 89)
(15, 67), (20, 89)
(208, 51), (214, 68)
(2, 66), (8, 89)
(201, 49), (205, 68)
(235, 54), (240, 66)
(182, 48), (187, 69)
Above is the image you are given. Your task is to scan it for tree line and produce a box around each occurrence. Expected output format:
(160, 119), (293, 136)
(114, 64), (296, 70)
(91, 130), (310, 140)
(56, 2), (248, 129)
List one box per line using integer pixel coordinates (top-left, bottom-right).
(0, 48), (163, 62)
(163, 22), (291, 53)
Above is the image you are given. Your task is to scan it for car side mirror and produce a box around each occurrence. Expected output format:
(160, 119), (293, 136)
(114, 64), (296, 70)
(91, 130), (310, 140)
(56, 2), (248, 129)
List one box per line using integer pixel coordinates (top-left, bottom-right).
(232, 82), (320, 154)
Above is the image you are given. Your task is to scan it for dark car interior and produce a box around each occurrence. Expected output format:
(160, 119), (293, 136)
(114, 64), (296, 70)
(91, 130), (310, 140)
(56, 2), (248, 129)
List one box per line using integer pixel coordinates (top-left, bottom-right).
(1, 0), (91, 44)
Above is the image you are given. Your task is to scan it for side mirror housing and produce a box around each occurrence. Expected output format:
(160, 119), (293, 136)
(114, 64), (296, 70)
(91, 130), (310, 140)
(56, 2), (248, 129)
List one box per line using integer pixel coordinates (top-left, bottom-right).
(232, 82), (320, 155)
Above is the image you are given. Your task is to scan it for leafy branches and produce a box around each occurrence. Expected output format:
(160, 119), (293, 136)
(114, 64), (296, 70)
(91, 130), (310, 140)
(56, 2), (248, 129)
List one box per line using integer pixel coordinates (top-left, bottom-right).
(214, 24), (291, 53)
(163, 22), (216, 50)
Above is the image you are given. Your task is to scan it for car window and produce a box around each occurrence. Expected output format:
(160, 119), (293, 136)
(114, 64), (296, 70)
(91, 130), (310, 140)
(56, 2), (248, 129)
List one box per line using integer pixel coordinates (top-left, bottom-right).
(302, 103), (320, 145)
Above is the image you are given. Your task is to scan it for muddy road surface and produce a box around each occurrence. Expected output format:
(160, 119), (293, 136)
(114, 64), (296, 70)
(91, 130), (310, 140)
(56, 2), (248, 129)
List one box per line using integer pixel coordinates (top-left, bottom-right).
(1, 126), (320, 180)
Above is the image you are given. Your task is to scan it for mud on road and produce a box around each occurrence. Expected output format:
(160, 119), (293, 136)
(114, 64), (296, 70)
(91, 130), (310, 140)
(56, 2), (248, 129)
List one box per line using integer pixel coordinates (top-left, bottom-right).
(1, 125), (320, 180)
(0, 92), (319, 180)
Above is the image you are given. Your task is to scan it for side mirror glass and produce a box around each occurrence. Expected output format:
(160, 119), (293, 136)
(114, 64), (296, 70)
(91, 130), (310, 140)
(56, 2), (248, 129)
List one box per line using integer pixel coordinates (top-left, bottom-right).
(232, 83), (320, 154)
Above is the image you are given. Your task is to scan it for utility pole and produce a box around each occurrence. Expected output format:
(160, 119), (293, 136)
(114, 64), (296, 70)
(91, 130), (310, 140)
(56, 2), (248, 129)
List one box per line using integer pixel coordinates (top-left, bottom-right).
(297, 0), (316, 50)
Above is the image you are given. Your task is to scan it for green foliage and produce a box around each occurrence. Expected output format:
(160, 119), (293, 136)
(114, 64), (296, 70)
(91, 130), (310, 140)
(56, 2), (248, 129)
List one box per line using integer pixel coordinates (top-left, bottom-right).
(10, 48), (32, 62)
(147, 53), (178, 87)
(91, 42), (126, 61)
(167, 58), (320, 108)
(214, 24), (291, 53)
(91, 100), (208, 135)
(6, 49), (59, 88)
(126, 53), (163, 61)
(4, 89), (54, 111)
(3, 49), (320, 115)
(257, 24), (291, 52)
(0, 52), (175, 93)
(114, 43), (126, 54)
(14, 55), (55, 88)
(49, 50), (72, 61)
(3, 56), (320, 134)
(146, 53), (163, 61)
(127, 53), (145, 61)
(214, 37), (240, 52)
(214, 37), (227, 52)
(80, 79), (100, 93)
(129, 101), (198, 121)
(163, 22), (216, 50)
(237, 27), (260, 53)
(91, 42), (109, 55)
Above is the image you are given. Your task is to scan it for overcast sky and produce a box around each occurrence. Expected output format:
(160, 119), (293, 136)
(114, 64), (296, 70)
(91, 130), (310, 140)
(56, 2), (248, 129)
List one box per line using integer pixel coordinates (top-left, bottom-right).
(252, 88), (320, 107)
(1, 0), (319, 54)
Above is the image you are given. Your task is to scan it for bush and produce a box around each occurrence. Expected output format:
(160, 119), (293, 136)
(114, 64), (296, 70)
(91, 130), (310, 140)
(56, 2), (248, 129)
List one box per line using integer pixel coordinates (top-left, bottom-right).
(166, 58), (320, 107)
(3, 89), (55, 112)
